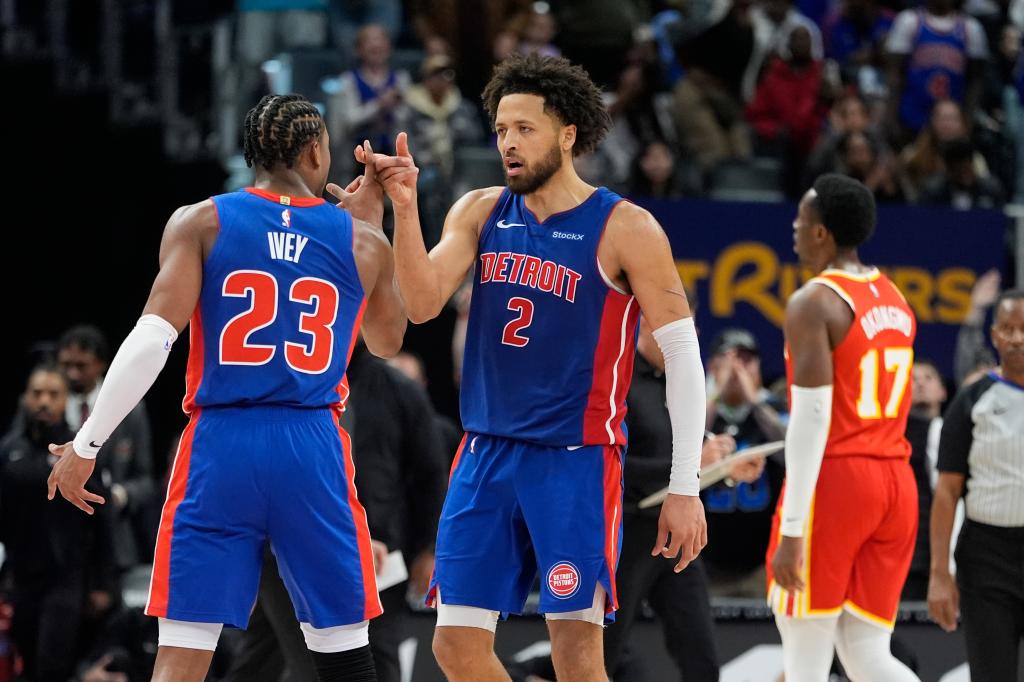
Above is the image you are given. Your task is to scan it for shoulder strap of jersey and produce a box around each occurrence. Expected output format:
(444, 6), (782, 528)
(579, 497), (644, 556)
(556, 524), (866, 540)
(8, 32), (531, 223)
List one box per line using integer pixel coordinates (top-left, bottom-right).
(807, 275), (857, 314)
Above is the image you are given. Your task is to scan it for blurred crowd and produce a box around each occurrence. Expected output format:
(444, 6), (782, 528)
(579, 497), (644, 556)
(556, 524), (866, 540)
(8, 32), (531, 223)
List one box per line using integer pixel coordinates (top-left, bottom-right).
(228, 0), (1024, 218)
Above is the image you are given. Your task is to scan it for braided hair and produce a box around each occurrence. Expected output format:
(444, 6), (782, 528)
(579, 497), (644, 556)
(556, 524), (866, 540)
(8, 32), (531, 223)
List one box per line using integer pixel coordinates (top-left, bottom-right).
(243, 94), (324, 171)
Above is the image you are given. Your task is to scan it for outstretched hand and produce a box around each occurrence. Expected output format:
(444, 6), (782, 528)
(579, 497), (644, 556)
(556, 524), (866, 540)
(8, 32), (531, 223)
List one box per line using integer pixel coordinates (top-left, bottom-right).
(375, 132), (420, 209)
(46, 441), (104, 515)
(326, 140), (384, 227)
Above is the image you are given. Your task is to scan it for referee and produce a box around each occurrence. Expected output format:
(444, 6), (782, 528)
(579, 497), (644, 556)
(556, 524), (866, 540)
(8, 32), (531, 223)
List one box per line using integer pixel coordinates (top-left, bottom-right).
(928, 289), (1024, 681)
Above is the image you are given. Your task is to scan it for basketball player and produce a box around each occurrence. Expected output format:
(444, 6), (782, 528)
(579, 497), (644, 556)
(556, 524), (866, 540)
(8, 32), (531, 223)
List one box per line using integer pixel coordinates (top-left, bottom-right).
(767, 174), (920, 681)
(46, 94), (408, 682)
(370, 53), (708, 681)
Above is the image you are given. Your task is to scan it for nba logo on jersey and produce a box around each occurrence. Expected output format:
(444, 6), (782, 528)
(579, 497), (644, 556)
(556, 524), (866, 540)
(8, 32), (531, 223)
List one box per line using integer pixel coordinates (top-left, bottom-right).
(281, 208), (291, 228)
(547, 562), (581, 599)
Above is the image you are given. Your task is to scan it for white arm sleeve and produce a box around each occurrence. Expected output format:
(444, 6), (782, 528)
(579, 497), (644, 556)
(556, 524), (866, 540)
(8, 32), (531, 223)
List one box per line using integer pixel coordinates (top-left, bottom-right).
(652, 318), (706, 497)
(72, 315), (178, 459)
(779, 385), (833, 536)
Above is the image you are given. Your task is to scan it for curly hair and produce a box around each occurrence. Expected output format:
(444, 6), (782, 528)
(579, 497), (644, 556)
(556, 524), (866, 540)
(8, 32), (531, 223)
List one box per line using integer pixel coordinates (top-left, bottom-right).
(481, 53), (610, 156)
(243, 94), (324, 171)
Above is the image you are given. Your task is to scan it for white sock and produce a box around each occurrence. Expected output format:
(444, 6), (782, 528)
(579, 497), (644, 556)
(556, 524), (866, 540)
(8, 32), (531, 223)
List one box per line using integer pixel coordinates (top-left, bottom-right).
(775, 614), (838, 682)
(834, 612), (919, 681)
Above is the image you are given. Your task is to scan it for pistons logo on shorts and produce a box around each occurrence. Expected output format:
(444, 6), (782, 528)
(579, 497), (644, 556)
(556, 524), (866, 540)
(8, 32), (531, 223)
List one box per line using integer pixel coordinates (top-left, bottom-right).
(546, 562), (581, 599)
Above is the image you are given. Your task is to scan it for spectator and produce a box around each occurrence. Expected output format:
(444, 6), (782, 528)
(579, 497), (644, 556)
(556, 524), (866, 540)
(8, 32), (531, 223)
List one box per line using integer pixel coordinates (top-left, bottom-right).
(327, 24), (411, 180)
(823, 0), (895, 98)
(325, 0), (401, 54)
(703, 328), (785, 597)
(928, 289), (1024, 681)
(746, 26), (830, 175)
(741, 0), (824, 102)
(517, 5), (561, 58)
(899, 99), (990, 198)
(835, 130), (909, 202)
(955, 268), (1001, 385)
(885, 0), (989, 139)
(804, 91), (890, 185)
(672, 0), (755, 173)
(626, 139), (697, 199)
(919, 137), (1005, 208)
(0, 365), (118, 682)
(553, 0), (642, 87)
(400, 55), (486, 246)
(57, 325), (156, 568)
(902, 359), (949, 599)
(386, 350), (463, 475)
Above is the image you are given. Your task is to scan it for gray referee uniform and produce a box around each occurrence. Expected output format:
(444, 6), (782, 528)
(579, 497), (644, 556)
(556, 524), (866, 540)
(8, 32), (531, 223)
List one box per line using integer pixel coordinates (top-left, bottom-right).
(937, 371), (1024, 680)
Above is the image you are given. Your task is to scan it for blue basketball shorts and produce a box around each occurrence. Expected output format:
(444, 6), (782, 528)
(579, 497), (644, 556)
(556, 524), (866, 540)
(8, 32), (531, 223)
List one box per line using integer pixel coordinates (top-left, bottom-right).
(427, 432), (624, 621)
(145, 405), (381, 629)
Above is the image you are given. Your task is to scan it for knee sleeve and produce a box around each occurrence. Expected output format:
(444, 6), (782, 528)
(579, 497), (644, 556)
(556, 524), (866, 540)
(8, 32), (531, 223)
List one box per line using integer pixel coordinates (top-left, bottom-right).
(309, 644), (376, 682)
(834, 613), (919, 682)
(775, 615), (838, 682)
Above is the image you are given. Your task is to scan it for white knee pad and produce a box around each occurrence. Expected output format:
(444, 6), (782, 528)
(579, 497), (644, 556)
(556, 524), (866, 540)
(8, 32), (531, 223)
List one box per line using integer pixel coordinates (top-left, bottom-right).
(544, 584), (607, 626)
(834, 613), (919, 682)
(300, 620), (370, 653)
(158, 618), (223, 651)
(434, 589), (500, 633)
(775, 614), (839, 682)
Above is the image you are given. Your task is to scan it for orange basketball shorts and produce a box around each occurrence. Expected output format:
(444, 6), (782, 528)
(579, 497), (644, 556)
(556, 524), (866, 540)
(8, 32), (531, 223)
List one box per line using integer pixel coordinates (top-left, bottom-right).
(766, 456), (917, 630)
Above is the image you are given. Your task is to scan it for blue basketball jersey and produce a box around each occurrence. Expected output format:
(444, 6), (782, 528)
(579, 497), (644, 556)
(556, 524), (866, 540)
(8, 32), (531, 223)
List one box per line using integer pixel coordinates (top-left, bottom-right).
(900, 11), (970, 130)
(459, 187), (641, 447)
(184, 188), (365, 412)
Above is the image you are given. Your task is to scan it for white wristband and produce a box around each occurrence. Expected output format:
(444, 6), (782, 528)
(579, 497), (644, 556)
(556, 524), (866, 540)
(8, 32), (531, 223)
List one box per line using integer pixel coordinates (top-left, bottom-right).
(652, 318), (705, 497)
(779, 384), (833, 536)
(73, 315), (177, 459)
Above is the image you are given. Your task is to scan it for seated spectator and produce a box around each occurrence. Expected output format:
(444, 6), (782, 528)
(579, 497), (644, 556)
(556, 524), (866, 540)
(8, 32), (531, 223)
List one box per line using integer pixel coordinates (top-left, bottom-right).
(518, 4), (561, 57)
(1, 365), (118, 682)
(804, 91), (885, 184)
(400, 55), (485, 245)
(746, 26), (830, 174)
(920, 137), (1005, 208)
(900, 99), (990, 199)
(885, 0), (989, 140)
(742, 0), (824, 102)
(835, 130), (909, 202)
(703, 329), (786, 597)
(823, 0), (894, 98)
(327, 24), (411, 180)
(672, 0), (755, 173)
(626, 139), (697, 199)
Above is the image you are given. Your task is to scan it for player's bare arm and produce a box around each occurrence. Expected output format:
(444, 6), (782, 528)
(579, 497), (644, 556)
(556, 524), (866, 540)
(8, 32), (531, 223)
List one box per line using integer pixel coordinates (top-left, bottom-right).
(928, 472), (965, 631)
(771, 284), (848, 591)
(602, 203), (708, 573)
(353, 218), (407, 358)
(48, 200), (215, 514)
(376, 132), (499, 323)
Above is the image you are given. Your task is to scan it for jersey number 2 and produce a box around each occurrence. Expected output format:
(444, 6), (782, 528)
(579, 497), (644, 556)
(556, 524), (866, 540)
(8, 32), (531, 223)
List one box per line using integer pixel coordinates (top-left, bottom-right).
(856, 347), (913, 419)
(220, 270), (339, 374)
(502, 297), (534, 347)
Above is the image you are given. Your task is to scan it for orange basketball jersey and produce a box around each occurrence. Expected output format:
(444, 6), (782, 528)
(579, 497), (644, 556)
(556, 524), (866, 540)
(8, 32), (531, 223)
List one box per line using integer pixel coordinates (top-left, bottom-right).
(786, 268), (917, 460)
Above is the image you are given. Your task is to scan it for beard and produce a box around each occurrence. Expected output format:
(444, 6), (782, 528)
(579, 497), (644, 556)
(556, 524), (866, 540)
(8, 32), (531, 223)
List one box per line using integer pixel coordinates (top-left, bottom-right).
(506, 144), (562, 195)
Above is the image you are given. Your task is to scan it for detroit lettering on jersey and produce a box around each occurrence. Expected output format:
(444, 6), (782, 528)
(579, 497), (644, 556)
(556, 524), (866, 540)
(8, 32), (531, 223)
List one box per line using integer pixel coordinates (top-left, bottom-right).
(478, 251), (583, 302)
(460, 187), (641, 447)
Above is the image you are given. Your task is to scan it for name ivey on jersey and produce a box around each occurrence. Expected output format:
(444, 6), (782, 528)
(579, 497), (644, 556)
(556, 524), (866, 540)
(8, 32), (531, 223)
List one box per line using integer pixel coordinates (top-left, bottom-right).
(478, 251), (584, 303)
(267, 208), (308, 263)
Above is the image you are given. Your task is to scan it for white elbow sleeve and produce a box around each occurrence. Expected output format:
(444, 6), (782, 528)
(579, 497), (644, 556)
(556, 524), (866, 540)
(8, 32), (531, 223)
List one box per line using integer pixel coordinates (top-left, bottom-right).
(780, 385), (833, 537)
(652, 318), (706, 497)
(73, 315), (177, 459)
